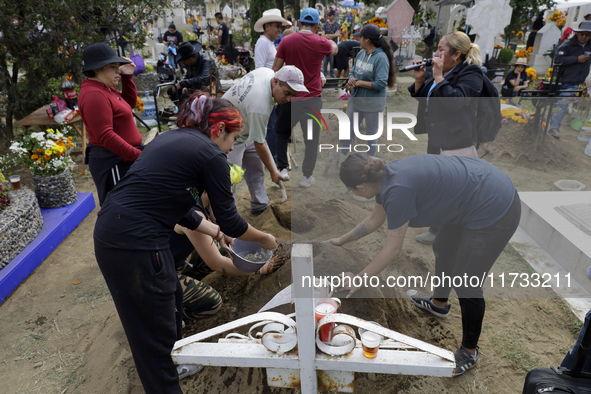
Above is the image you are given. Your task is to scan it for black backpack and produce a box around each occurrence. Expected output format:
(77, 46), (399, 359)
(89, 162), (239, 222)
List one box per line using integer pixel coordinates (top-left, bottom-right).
(453, 69), (502, 144)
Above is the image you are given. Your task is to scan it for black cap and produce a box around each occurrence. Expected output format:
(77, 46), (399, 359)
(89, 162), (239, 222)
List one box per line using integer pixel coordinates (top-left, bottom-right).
(169, 22), (176, 30)
(175, 41), (203, 64)
(353, 23), (382, 40)
(82, 43), (130, 72)
(327, 10), (336, 16)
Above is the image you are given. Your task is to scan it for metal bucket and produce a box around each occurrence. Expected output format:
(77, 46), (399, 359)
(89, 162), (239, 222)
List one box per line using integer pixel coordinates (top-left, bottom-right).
(230, 239), (272, 273)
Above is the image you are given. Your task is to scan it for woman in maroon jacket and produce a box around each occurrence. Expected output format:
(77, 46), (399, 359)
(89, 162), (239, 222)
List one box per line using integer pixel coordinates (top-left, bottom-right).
(79, 43), (144, 205)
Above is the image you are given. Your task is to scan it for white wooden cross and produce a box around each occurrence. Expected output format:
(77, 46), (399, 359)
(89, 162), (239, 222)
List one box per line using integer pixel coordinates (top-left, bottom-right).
(172, 244), (455, 392)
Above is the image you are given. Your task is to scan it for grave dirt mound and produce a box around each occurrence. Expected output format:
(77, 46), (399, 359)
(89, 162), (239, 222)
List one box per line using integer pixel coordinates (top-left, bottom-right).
(480, 121), (581, 170)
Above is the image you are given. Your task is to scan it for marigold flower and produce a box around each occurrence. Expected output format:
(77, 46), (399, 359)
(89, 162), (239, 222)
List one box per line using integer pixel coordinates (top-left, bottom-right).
(45, 150), (52, 156)
(31, 154), (38, 160)
(45, 155), (51, 160)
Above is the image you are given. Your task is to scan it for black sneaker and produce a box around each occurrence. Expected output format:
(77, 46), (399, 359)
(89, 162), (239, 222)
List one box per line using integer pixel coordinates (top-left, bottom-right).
(251, 206), (268, 216)
(407, 290), (450, 318)
(453, 346), (479, 377)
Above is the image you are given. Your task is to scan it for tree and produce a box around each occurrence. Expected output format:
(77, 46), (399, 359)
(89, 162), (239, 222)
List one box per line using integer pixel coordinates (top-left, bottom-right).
(249, 0), (278, 48)
(0, 0), (170, 145)
(505, 0), (555, 40)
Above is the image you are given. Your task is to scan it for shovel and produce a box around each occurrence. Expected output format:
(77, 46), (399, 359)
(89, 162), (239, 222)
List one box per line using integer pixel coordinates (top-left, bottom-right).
(278, 180), (287, 203)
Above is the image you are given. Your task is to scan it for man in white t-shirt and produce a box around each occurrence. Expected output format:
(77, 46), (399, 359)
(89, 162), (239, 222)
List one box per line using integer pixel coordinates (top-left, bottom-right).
(223, 66), (308, 215)
(254, 9), (288, 69)
(254, 9), (289, 163)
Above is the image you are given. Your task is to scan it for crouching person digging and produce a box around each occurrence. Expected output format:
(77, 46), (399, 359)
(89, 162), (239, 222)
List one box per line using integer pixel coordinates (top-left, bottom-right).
(326, 153), (521, 377)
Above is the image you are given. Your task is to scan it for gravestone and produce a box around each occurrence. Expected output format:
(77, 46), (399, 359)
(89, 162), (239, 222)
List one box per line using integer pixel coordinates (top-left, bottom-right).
(447, 5), (467, 33)
(555, 203), (591, 236)
(530, 22), (562, 74)
(204, 0), (222, 26)
(465, 0), (513, 62)
(385, 0), (415, 44)
(222, 5), (232, 18)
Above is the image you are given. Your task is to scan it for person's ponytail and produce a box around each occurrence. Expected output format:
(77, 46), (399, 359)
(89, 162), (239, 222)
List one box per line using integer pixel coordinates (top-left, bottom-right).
(176, 91), (242, 138)
(465, 43), (483, 66)
(340, 153), (385, 188)
(370, 36), (397, 88)
(443, 31), (483, 67)
(381, 36), (397, 88)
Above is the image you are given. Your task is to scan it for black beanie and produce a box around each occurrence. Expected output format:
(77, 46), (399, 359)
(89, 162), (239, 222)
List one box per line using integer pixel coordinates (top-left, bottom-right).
(169, 22), (176, 30)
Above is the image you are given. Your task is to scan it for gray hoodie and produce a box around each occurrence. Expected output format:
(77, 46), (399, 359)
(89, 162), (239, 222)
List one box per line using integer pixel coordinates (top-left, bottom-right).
(349, 47), (390, 112)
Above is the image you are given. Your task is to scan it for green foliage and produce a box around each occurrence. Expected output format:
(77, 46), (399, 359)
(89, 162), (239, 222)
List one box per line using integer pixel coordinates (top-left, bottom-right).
(145, 65), (155, 73)
(505, 0), (556, 39)
(233, 29), (251, 47)
(13, 78), (79, 121)
(0, 183), (9, 210)
(0, 0), (171, 144)
(249, 0), (277, 49)
(498, 48), (515, 64)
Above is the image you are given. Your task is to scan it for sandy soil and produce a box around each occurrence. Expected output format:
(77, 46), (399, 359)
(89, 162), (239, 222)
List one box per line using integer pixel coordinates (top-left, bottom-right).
(1, 101), (591, 394)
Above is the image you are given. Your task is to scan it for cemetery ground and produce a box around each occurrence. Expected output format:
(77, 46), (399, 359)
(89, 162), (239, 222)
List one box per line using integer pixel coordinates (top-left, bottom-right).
(2, 104), (591, 393)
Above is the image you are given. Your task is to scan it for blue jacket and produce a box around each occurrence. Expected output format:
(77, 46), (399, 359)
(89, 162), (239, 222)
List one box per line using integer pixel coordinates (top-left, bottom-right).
(349, 47), (390, 112)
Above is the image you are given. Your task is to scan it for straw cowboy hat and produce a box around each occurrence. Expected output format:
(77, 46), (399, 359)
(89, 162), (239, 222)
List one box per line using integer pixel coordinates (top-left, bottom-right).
(513, 58), (528, 67)
(254, 9), (288, 32)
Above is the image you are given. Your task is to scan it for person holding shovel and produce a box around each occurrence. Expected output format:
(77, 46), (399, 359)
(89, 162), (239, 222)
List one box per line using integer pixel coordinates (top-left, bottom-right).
(222, 65), (308, 215)
(327, 153), (520, 377)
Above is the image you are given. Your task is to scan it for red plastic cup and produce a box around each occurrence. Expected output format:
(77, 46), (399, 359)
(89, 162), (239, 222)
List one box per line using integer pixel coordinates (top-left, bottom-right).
(314, 298), (340, 342)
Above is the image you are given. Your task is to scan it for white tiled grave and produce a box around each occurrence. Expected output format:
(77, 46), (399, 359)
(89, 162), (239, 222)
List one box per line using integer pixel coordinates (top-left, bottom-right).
(511, 191), (591, 321)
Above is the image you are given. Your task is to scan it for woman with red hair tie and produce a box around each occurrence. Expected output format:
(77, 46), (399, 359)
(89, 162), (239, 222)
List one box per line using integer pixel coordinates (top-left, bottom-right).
(93, 92), (277, 394)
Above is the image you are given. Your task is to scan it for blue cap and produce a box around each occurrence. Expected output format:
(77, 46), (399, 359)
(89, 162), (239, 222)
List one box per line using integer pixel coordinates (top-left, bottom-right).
(300, 8), (320, 24)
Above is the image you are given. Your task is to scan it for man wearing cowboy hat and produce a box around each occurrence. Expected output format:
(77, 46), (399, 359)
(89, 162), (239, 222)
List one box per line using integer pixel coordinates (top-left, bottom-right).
(254, 9), (289, 165)
(501, 58), (529, 97)
(548, 21), (591, 139)
(223, 65), (308, 215)
(167, 41), (217, 106)
(254, 8), (288, 69)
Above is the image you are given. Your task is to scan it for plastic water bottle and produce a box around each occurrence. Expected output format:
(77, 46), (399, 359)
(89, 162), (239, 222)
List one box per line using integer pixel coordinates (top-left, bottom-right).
(141, 91), (158, 127)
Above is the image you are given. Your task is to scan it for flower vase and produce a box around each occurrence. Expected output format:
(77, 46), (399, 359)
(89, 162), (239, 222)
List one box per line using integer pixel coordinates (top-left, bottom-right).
(32, 170), (77, 208)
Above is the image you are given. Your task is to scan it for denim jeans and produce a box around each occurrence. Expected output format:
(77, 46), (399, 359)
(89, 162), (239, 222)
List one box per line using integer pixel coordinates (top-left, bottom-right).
(323, 55), (335, 78)
(341, 104), (381, 157)
(550, 84), (580, 130)
(561, 309), (591, 373)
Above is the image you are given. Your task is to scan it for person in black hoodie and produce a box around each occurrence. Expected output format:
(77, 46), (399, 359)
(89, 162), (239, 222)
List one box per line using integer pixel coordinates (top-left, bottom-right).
(408, 31), (484, 245)
(167, 41), (218, 106)
(548, 21), (591, 139)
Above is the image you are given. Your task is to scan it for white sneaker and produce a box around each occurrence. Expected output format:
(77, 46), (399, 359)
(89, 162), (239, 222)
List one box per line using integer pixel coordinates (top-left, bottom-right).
(177, 364), (203, 379)
(300, 175), (316, 188)
(280, 168), (290, 181)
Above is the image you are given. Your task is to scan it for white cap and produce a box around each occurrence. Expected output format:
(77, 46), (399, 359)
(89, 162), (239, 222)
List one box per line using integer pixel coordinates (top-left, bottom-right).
(274, 65), (309, 93)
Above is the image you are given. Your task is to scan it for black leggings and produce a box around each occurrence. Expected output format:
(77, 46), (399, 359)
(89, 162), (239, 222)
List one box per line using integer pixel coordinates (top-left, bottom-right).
(432, 191), (521, 349)
(94, 245), (183, 394)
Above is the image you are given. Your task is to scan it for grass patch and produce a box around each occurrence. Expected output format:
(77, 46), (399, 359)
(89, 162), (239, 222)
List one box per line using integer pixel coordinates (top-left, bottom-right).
(490, 333), (543, 373)
(73, 282), (112, 308)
